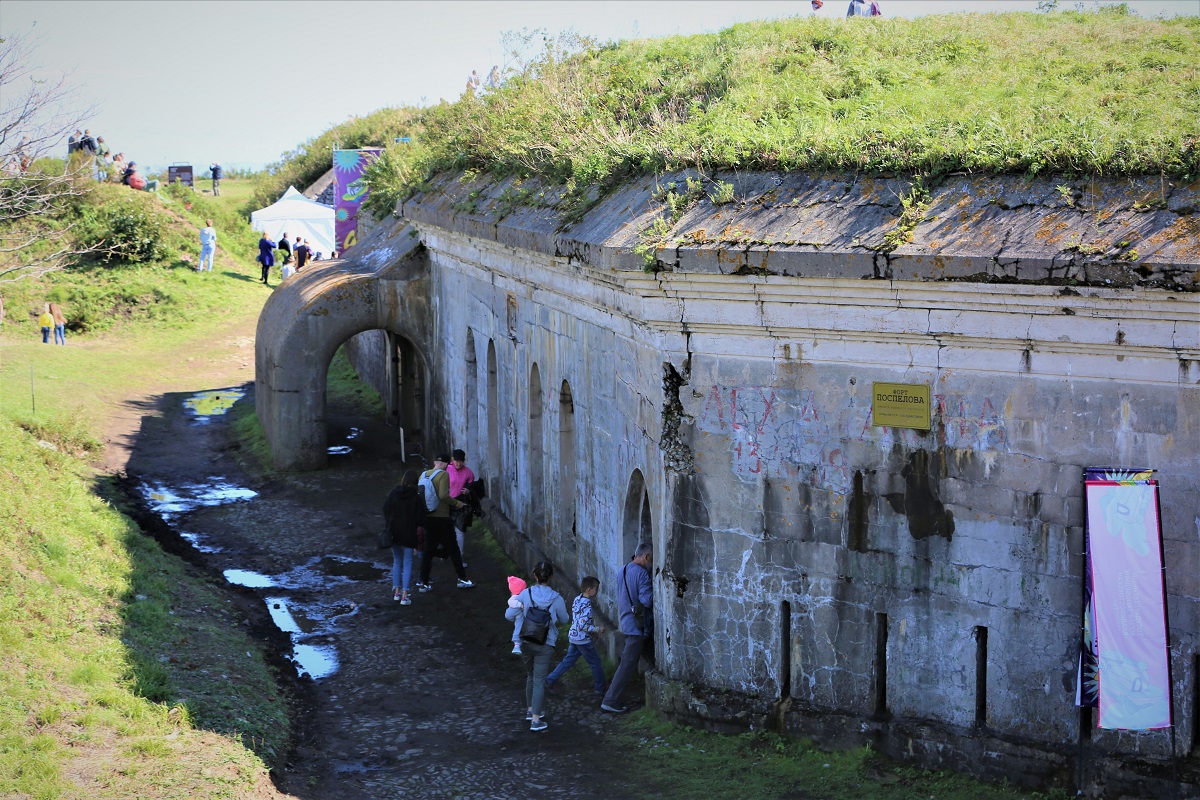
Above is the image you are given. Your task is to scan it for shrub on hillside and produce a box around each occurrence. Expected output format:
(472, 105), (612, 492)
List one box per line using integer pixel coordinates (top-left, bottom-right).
(78, 191), (171, 264)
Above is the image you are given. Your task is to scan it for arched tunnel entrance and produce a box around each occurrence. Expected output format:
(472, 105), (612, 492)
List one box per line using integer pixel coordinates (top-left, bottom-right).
(383, 331), (429, 462)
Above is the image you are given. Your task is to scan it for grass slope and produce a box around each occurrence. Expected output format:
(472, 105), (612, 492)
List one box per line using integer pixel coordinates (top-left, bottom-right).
(360, 8), (1199, 217)
(0, 179), (290, 798)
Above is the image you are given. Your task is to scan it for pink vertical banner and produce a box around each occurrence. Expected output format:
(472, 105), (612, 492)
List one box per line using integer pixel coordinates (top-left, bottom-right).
(333, 148), (382, 252)
(1085, 481), (1171, 730)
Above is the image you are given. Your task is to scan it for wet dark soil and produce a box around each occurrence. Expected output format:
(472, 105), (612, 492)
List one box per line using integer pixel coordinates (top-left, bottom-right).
(120, 385), (648, 800)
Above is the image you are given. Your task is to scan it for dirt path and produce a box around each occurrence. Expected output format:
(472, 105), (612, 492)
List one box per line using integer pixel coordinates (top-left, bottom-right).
(111, 355), (648, 799)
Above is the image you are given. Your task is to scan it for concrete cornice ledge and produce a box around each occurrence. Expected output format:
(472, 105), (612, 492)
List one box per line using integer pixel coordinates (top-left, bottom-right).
(400, 170), (1200, 292)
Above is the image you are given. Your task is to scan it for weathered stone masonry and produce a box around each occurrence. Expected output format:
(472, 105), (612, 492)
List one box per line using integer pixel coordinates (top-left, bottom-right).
(256, 170), (1199, 795)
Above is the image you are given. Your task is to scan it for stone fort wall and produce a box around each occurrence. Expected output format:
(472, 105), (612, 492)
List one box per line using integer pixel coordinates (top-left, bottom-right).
(329, 170), (1198, 794)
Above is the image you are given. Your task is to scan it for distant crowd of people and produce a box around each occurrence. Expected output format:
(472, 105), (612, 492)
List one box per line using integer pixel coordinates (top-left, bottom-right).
(254, 230), (329, 285)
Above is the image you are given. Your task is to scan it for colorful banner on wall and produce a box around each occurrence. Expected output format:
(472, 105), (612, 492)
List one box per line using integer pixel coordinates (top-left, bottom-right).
(1081, 469), (1171, 730)
(333, 148), (382, 252)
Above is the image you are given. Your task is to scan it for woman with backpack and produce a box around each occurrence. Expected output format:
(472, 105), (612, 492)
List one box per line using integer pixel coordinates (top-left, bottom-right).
(382, 469), (426, 606)
(505, 560), (569, 732)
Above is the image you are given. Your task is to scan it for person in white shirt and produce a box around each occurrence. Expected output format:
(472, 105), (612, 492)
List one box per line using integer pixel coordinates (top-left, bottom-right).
(198, 220), (217, 272)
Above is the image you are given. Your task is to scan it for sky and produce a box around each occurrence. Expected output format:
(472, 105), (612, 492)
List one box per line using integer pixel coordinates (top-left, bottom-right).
(4, 0), (1197, 174)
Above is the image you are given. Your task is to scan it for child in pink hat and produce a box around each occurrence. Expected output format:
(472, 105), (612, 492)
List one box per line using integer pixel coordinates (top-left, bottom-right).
(507, 576), (528, 654)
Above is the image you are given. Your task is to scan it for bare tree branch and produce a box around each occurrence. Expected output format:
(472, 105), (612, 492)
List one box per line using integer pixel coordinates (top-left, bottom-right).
(0, 27), (101, 282)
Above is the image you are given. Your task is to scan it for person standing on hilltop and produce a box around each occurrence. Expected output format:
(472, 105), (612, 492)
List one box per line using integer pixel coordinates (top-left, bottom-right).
(209, 162), (222, 196)
(198, 219), (217, 272)
(257, 232), (276, 285)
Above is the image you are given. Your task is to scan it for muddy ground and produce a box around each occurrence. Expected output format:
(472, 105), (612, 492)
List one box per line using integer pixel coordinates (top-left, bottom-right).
(116, 386), (653, 800)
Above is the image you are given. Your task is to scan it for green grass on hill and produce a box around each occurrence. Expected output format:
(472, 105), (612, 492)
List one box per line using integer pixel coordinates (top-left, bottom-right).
(0, 414), (286, 799)
(359, 8), (1199, 218)
(0, 177), (292, 798)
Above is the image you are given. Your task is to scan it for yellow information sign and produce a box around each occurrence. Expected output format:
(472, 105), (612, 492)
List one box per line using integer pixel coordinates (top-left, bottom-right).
(872, 382), (931, 430)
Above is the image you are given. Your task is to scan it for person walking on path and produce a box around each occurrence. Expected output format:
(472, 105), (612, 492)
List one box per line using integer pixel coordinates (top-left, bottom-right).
(545, 576), (608, 697)
(383, 469), (426, 606)
(49, 303), (67, 345)
(198, 219), (217, 272)
(209, 162), (223, 196)
(506, 560), (569, 732)
(37, 304), (53, 344)
(257, 233), (276, 285)
(416, 453), (475, 592)
(447, 448), (475, 565)
(600, 542), (653, 713)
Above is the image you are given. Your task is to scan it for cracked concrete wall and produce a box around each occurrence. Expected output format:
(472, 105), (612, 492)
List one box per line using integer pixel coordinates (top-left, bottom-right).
(321, 170), (1200, 793)
(412, 227), (678, 595)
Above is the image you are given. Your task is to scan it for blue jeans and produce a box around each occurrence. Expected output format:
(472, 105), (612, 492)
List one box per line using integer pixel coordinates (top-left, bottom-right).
(53, 324), (65, 345)
(547, 639), (606, 694)
(390, 545), (414, 592)
(41, 326), (50, 343)
(199, 245), (215, 271)
(521, 640), (555, 717)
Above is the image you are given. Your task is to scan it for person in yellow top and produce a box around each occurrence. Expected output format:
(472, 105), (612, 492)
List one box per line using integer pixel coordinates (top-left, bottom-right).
(38, 304), (53, 344)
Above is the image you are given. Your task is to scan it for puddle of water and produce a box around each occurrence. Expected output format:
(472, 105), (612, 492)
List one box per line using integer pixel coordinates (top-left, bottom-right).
(280, 555), (380, 591)
(316, 556), (382, 582)
(265, 595), (348, 679)
(140, 479), (257, 519)
(327, 445), (353, 455)
(333, 760), (379, 775)
(346, 428), (362, 440)
(224, 568), (274, 588)
(291, 642), (338, 680)
(183, 387), (246, 423)
(179, 530), (223, 553)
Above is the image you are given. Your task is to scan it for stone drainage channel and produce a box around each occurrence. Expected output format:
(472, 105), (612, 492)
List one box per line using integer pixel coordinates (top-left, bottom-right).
(140, 388), (375, 682)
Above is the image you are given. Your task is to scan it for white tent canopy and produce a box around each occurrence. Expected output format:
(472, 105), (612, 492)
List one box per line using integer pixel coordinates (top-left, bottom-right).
(250, 186), (336, 256)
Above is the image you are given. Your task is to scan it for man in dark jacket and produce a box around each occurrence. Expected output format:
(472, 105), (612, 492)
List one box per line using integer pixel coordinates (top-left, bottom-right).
(209, 162), (223, 196)
(277, 232), (293, 267)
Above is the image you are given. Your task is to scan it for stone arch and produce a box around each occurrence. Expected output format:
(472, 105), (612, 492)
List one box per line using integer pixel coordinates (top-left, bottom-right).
(528, 362), (545, 540)
(558, 379), (577, 546)
(255, 221), (429, 470)
(623, 468), (653, 561)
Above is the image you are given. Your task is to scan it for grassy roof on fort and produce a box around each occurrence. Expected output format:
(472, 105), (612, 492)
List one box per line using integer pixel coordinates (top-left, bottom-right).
(262, 8), (1200, 217)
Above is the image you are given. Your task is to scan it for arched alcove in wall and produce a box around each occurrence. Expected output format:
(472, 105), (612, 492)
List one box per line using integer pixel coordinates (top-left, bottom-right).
(558, 379), (577, 545)
(384, 331), (428, 459)
(528, 362), (545, 539)
(486, 339), (500, 498)
(623, 469), (653, 561)
(464, 329), (478, 462)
